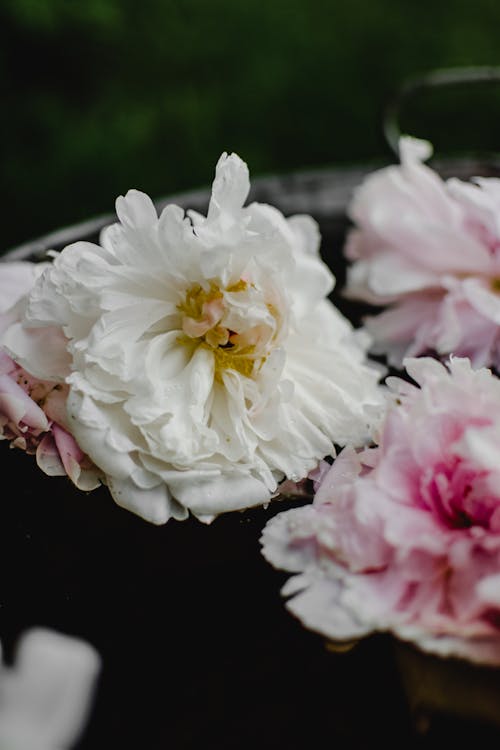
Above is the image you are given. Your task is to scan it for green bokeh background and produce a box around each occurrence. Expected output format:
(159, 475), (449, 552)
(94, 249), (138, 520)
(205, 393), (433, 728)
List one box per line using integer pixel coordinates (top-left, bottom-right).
(2, 0), (500, 252)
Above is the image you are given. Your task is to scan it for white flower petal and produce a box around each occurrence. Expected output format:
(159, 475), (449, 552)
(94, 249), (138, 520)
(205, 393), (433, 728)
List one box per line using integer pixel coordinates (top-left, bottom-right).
(2, 321), (71, 381)
(115, 188), (158, 229)
(0, 261), (40, 313)
(170, 470), (272, 518)
(399, 134), (433, 164)
(107, 475), (185, 524)
(207, 152), (250, 221)
(0, 629), (100, 750)
(287, 214), (322, 256)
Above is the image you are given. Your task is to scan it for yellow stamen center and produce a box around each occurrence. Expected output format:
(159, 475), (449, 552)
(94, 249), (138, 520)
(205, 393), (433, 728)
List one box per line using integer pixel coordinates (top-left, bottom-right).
(178, 279), (267, 380)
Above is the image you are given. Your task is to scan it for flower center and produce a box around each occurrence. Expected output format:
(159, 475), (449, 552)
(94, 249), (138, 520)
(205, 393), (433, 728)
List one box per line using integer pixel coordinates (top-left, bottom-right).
(420, 457), (498, 530)
(178, 279), (279, 380)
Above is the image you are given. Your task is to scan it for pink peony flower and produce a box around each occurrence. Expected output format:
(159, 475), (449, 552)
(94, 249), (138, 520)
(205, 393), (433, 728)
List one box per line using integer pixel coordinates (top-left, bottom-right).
(0, 261), (100, 491)
(344, 136), (500, 370)
(261, 356), (500, 665)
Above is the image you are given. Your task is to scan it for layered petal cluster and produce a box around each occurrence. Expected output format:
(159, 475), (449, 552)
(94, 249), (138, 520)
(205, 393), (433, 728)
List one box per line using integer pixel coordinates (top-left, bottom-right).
(0, 262), (100, 490)
(3, 153), (384, 524)
(261, 357), (500, 665)
(345, 136), (500, 369)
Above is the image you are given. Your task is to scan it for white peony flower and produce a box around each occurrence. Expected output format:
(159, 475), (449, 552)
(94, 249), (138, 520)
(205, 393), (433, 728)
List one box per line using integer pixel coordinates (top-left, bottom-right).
(3, 153), (383, 524)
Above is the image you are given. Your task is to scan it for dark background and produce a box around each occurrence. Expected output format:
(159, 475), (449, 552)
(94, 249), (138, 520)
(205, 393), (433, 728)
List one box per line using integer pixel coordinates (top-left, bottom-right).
(2, 0), (500, 253)
(3, 2), (500, 748)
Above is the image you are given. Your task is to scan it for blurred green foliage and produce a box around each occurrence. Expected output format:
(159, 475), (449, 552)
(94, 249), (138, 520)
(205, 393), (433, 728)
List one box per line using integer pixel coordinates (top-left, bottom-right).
(2, 0), (500, 250)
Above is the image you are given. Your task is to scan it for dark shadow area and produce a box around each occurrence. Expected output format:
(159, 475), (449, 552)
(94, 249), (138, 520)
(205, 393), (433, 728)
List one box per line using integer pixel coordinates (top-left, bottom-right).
(3, 0), (500, 251)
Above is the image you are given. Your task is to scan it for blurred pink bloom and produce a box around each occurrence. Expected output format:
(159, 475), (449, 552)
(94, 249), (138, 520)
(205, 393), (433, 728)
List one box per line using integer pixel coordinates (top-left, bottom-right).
(261, 356), (500, 665)
(345, 136), (500, 369)
(0, 261), (100, 490)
